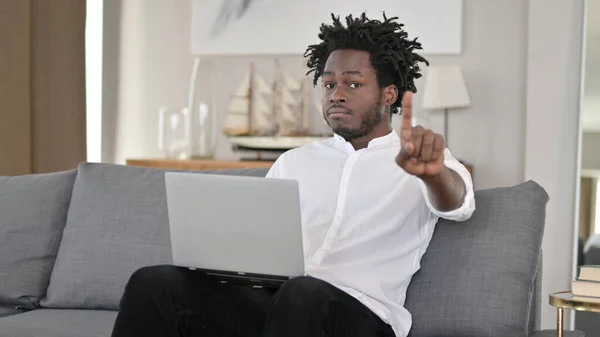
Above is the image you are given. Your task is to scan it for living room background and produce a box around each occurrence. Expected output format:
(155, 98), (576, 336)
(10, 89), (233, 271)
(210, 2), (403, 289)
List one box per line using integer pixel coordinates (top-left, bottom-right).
(0, 0), (590, 332)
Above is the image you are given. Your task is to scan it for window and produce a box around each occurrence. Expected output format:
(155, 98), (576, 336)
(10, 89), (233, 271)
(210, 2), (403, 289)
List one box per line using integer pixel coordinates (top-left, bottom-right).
(85, 0), (103, 162)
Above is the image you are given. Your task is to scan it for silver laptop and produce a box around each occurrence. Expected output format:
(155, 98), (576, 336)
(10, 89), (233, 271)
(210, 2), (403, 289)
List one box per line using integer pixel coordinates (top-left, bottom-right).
(164, 171), (305, 287)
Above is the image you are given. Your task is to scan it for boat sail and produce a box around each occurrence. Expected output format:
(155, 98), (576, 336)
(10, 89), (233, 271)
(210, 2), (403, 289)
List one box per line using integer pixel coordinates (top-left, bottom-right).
(222, 63), (274, 136)
(273, 59), (306, 136)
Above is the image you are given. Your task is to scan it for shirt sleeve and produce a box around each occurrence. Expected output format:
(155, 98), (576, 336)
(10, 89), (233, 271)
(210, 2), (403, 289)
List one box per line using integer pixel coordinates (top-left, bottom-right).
(418, 148), (476, 222)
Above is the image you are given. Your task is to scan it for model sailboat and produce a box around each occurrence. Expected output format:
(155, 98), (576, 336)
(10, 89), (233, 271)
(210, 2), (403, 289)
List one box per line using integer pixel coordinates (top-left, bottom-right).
(222, 62), (274, 136)
(223, 60), (329, 153)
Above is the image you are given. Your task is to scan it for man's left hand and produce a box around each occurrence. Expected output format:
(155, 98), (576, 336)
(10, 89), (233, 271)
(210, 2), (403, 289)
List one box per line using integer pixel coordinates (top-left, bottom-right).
(395, 91), (446, 178)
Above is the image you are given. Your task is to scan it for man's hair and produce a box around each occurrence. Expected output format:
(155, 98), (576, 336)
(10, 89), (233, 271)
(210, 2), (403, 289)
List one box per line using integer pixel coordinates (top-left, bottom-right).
(304, 12), (429, 115)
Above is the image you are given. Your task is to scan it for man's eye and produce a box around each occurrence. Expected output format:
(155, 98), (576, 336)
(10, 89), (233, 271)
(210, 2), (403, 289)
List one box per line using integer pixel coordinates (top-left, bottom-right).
(349, 83), (362, 88)
(324, 83), (335, 89)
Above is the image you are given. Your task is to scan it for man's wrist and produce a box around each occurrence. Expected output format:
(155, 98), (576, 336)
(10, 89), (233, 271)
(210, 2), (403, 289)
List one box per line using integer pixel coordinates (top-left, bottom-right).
(421, 165), (451, 186)
(421, 165), (466, 212)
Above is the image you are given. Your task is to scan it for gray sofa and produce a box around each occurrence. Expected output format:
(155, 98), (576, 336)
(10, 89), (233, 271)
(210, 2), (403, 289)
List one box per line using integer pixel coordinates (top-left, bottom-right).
(0, 162), (583, 337)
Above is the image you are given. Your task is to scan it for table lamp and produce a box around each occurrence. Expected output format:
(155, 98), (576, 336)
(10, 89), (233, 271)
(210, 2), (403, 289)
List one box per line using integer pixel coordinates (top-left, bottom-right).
(422, 65), (471, 148)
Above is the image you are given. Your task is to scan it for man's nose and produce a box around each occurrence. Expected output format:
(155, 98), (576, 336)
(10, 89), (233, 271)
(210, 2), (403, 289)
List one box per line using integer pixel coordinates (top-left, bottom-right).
(329, 89), (347, 104)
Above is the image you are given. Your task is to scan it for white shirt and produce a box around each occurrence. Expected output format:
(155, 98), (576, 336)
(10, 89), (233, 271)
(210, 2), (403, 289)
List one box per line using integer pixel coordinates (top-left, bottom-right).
(266, 129), (475, 337)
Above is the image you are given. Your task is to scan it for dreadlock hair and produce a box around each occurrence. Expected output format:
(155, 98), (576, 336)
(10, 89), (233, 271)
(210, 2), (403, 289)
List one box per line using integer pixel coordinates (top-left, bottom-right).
(304, 12), (429, 116)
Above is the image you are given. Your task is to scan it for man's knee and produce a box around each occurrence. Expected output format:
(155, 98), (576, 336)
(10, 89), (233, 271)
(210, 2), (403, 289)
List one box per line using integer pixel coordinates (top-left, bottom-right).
(123, 264), (178, 295)
(279, 276), (323, 293)
(274, 276), (332, 307)
(264, 276), (336, 335)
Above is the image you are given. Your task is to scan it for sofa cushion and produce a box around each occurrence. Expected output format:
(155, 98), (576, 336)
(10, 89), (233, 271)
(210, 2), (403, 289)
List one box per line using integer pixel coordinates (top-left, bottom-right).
(0, 306), (24, 318)
(0, 169), (77, 309)
(0, 309), (117, 337)
(41, 162), (270, 310)
(405, 180), (548, 337)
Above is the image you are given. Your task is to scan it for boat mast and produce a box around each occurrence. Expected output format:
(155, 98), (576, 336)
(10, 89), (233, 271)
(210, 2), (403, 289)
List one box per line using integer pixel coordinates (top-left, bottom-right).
(273, 58), (281, 135)
(248, 62), (254, 135)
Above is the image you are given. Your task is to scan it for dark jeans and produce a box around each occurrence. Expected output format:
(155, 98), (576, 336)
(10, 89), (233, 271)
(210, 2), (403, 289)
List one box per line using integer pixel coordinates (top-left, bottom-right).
(111, 265), (395, 337)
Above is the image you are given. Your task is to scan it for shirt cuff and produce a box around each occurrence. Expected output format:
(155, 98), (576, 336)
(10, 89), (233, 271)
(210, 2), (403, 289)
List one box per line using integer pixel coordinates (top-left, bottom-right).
(418, 152), (476, 222)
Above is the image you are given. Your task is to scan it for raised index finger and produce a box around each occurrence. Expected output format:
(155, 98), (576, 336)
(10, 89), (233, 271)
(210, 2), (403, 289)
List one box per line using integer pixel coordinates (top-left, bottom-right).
(400, 91), (413, 144)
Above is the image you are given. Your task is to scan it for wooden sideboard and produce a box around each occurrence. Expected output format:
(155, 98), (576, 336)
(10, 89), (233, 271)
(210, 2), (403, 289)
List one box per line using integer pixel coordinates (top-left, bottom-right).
(126, 158), (274, 171)
(126, 158), (473, 176)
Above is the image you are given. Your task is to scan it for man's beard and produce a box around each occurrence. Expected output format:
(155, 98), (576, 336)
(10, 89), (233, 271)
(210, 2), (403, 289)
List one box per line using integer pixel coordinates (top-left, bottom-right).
(323, 102), (385, 142)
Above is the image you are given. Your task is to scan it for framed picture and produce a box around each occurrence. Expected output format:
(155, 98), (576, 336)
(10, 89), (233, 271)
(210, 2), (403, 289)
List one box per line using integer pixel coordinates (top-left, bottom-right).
(191, 0), (464, 55)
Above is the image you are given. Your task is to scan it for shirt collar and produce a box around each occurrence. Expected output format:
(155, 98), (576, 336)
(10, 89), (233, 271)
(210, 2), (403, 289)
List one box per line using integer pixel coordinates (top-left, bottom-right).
(333, 129), (399, 153)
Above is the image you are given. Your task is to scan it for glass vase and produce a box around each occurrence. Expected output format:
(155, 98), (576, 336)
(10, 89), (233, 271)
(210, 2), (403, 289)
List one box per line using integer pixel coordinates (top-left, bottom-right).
(187, 56), (218, 159)
(158, 107), (188, 159)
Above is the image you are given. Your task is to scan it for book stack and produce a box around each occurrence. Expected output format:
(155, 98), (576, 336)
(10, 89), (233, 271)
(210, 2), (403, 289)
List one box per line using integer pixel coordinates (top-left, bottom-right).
(572, 265), (600, 301)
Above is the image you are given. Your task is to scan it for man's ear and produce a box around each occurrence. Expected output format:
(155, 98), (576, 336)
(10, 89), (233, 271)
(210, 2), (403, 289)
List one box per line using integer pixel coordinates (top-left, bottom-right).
(383, 85), (398, 107)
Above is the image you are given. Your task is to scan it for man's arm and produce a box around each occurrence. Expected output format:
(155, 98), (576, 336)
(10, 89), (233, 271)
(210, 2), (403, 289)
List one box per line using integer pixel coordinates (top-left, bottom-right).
(421, 165), (466, 212)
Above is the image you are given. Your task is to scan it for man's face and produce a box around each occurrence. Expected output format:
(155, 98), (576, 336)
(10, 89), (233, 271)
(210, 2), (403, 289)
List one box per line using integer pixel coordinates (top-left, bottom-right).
(321, 49), (387, 141)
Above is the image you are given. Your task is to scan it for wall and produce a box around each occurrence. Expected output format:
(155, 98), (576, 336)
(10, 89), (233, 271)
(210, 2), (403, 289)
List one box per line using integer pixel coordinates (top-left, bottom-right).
(102, 0), (585, 329)
(524, 0), (585, 330)
(101, 0), (120, 164)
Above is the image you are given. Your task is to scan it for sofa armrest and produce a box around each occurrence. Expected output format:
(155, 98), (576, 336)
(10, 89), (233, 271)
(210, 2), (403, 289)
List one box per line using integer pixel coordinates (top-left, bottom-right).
(530, 330), (584, 337)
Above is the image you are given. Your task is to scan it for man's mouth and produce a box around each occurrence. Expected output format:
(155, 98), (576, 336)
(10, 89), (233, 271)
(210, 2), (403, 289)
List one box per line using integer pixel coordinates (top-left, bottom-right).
(327, 107), (351, 116)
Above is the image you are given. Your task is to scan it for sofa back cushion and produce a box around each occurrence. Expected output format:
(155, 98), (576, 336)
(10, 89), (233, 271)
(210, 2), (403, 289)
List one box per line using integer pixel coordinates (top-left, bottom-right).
(404, 180), (548, 337)
(0, 169), (77, 309)
(41, 162), (269, 309)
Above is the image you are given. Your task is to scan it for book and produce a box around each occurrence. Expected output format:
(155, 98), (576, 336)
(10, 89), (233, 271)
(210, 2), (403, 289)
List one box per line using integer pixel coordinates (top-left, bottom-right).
(572, 279), (600, 297)
(578, 265), (600, 282)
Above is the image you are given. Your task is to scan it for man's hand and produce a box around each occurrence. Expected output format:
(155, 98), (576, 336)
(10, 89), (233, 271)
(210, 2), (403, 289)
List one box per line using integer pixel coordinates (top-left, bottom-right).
(395, 91), (446, 178)
(395, 91), (468, 212)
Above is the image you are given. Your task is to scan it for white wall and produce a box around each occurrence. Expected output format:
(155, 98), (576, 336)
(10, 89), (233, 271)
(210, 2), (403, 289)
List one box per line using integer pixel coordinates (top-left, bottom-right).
(103, 0), (196, 164)
(101, 0), (120, 164)
(525, 0), (585, 330)
(102, 0), (586, 329)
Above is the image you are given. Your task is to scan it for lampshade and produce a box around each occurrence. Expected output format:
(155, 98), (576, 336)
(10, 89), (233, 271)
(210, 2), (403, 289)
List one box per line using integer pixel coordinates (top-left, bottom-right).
(422, 65), (471, 110)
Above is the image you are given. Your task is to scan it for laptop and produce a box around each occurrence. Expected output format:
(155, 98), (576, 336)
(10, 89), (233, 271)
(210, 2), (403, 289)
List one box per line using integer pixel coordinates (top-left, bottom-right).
(164, 171), (305, 287)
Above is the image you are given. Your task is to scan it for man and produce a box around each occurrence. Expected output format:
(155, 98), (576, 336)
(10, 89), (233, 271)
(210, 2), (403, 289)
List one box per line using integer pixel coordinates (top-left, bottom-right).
(111, 12), (475, 337)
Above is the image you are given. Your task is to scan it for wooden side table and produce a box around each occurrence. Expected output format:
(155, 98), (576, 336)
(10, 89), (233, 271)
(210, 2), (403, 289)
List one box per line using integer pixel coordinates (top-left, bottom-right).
(125, 158), (274, 171)
(549, 291), (600, 337)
